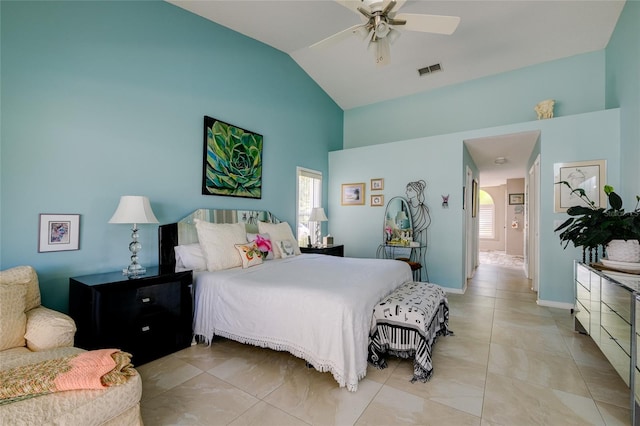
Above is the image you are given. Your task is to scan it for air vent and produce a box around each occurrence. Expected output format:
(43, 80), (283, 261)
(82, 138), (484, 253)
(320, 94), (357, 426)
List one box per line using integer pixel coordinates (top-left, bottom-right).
(418, 63), (442, 76)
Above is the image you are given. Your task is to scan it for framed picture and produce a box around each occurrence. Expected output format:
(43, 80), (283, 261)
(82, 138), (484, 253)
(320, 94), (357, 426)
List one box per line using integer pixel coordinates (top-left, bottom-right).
(371, 194), (384, 207)
(471, 179), (478, 218)
(341, 183), (365, 205)
(370, 178), (384, 191)
(509, 193), (525, 205)
(202, 116), (263, 199)
(38, 214), (80, 252)
(554, 159), (606, 213)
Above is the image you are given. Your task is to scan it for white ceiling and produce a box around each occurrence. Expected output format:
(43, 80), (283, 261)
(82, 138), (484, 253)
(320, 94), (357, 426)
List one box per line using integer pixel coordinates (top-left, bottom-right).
(166, 0), (624, 186)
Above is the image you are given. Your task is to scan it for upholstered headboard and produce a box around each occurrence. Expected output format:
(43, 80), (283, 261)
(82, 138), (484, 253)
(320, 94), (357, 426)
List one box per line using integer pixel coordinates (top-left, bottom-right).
(158, 209), (281, 274)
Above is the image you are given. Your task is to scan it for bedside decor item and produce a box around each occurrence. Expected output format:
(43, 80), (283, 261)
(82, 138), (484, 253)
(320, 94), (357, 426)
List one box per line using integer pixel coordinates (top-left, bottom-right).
(309, 207), (328, 247)
(371, 178), (384, 191)
(534, 99), (555, 119)
(554, 182), (640, 262)
(341, 183), (365, 205)
(38, 214), (80, 252)
(554, 159), (606, 213)
(509, 193), (524, 205)
(202, 116), (263, 199)
(108, 195), (159, 277)
(371, 194), (384, 207)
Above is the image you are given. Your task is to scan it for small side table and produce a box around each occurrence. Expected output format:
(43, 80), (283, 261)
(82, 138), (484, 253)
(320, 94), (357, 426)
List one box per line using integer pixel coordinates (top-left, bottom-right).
(69, 267), (193, 365)
(300, 244), (344, 257)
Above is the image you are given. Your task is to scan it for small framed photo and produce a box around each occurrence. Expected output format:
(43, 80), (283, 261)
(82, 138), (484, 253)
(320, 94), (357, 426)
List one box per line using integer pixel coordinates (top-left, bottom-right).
(38, 214), (80, 252)
(341, 183), (365, 205)
(370, 178), (384, 191)
(509, 193), (525, 205)
(371, 194), (384, 207)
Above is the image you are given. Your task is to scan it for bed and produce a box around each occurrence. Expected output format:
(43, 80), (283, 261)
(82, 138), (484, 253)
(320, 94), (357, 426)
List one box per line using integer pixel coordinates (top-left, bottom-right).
(158, 209), (414, 391)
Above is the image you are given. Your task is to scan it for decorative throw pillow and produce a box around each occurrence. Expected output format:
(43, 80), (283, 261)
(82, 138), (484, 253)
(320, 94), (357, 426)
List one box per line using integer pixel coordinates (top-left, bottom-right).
(174, 243), (207, 272)
(257, 222), (301, 258)
(0, 284), (27, 351)
(234, 242), (264, 268)
(246, 233), (273, 260)
(194, 219), (247, 271)
(277, 239), (297, 258)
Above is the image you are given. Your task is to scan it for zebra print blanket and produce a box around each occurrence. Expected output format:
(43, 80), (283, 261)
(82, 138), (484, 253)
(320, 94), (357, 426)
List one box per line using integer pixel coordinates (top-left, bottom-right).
(368, 282), (452, 382)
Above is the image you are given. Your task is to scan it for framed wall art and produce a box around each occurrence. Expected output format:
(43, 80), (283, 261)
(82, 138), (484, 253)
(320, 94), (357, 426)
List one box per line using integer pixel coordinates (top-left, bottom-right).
(509, 193), (525, 205)
(371, 194), (384, 207)
(202, 116), (263, 199)
(341, 183), (365, 205)
(38, 214), (80, 252)
(554, 159), (606, 213)
(370, 178), (384, 191)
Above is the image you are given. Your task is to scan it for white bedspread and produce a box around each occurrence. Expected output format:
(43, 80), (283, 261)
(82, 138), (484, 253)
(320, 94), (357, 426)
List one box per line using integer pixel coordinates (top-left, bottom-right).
(193, 254), (412, 391)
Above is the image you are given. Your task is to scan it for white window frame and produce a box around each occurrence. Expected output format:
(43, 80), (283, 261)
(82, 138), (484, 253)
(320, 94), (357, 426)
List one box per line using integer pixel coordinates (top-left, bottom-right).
(296, 167), (323, 246)
(479, 190), (495, 240)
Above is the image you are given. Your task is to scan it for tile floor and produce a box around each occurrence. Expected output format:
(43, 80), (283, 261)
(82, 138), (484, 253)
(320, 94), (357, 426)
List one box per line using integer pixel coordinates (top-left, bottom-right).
(138, 262), (632, 425)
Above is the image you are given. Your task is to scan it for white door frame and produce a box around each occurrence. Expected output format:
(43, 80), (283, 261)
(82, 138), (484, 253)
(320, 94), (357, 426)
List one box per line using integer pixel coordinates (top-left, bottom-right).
(465, 166), (475, 281)
(527, 155), (541, 292)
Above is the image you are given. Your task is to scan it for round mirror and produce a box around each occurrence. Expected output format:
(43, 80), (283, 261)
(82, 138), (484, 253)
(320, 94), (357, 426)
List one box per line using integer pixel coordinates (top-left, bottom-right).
(383, 196), (413, 244)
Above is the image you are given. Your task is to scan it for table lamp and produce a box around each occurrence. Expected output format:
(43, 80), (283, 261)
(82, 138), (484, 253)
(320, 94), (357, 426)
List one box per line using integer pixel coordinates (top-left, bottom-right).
(108, 195), (159, 277)
(309, 207), (328, 247)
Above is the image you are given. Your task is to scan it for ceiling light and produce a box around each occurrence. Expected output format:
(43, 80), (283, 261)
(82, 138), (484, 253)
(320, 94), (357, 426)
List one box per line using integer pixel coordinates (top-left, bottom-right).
(494, 157), (507, 165)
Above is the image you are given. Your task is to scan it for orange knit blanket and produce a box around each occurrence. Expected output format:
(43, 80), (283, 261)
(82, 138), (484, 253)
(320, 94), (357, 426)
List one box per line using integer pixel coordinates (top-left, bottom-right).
(0, 349), (136, 405)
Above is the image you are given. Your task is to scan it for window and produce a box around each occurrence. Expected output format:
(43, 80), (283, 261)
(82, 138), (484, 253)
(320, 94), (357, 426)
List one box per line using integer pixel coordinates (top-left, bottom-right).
(297, 167), (322, 246)
(479, 190), (495, 239)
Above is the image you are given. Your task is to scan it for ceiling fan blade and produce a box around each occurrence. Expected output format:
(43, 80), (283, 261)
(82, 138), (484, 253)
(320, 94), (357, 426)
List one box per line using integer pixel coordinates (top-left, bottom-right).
(394, 13), (460, 35)
(309, 24), (366, 49)
(336, 0), (365, 15)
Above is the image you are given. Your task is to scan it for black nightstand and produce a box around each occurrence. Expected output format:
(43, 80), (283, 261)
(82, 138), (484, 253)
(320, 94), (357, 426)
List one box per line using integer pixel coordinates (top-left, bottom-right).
(300, 244), (344, 257)
(69, 267), (192, 365)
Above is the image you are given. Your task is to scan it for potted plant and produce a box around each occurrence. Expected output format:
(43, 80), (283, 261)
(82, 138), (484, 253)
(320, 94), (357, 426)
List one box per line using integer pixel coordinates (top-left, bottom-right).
(554, 181), (640, 262)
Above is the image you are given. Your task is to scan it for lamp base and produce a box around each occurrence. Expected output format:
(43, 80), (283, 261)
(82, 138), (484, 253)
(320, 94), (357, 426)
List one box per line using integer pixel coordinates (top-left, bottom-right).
(123, 264), (146, 277)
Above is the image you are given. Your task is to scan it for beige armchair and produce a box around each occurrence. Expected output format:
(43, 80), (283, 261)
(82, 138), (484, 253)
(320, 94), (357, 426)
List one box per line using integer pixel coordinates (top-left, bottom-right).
(0, 265), (76, 353)
(0, 266), (142, 425)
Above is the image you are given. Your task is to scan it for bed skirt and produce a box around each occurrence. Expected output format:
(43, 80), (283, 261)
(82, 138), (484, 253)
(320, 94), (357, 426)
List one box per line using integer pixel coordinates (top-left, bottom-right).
(368, 282), (452, 382)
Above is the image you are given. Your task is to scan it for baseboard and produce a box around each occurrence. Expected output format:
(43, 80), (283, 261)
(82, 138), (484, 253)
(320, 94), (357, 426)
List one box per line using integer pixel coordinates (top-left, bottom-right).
(536, 299), (575, 310)
(443, 283), (466, 294)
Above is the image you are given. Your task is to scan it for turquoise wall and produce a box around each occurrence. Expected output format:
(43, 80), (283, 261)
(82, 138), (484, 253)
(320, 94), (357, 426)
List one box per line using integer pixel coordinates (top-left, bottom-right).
(330, 109), (620, 303)
(606, 0), (640, 202)
(0, 1), (343, 312)
(344, 51), (606, 148)
(329, 137), (465, 289)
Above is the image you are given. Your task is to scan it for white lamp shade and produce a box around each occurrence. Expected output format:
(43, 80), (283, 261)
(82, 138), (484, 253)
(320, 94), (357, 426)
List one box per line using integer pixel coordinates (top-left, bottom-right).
(396, 211), (408, 221)
(108, 196), (159, 224)
(309, 207), (328, 222)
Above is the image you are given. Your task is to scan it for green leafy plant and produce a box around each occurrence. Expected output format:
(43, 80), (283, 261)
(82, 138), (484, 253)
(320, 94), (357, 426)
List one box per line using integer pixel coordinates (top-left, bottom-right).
(554, 181), (640, 249)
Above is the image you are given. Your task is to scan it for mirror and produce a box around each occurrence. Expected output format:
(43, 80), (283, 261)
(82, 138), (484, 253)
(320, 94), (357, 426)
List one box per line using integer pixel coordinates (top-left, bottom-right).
(383, 196), (413, 245)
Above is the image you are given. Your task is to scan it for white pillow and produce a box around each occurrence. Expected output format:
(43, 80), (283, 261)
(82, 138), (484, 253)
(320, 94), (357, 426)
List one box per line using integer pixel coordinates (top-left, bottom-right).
(194, 219), (248, 271)
(174, 243), (207, 272)
(246, 233), (274, 260)
(258, 222), (301, 258)
(276, 239), (297, 258)
(234, 242), (264, 268)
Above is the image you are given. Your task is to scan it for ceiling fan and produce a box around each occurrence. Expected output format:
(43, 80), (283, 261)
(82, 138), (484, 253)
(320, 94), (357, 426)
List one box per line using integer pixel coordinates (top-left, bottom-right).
(310, 0), (460, 66)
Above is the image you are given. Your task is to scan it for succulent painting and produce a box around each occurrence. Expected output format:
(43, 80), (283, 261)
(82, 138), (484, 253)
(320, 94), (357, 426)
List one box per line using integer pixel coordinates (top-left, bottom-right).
(202, 117), (262, 198)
